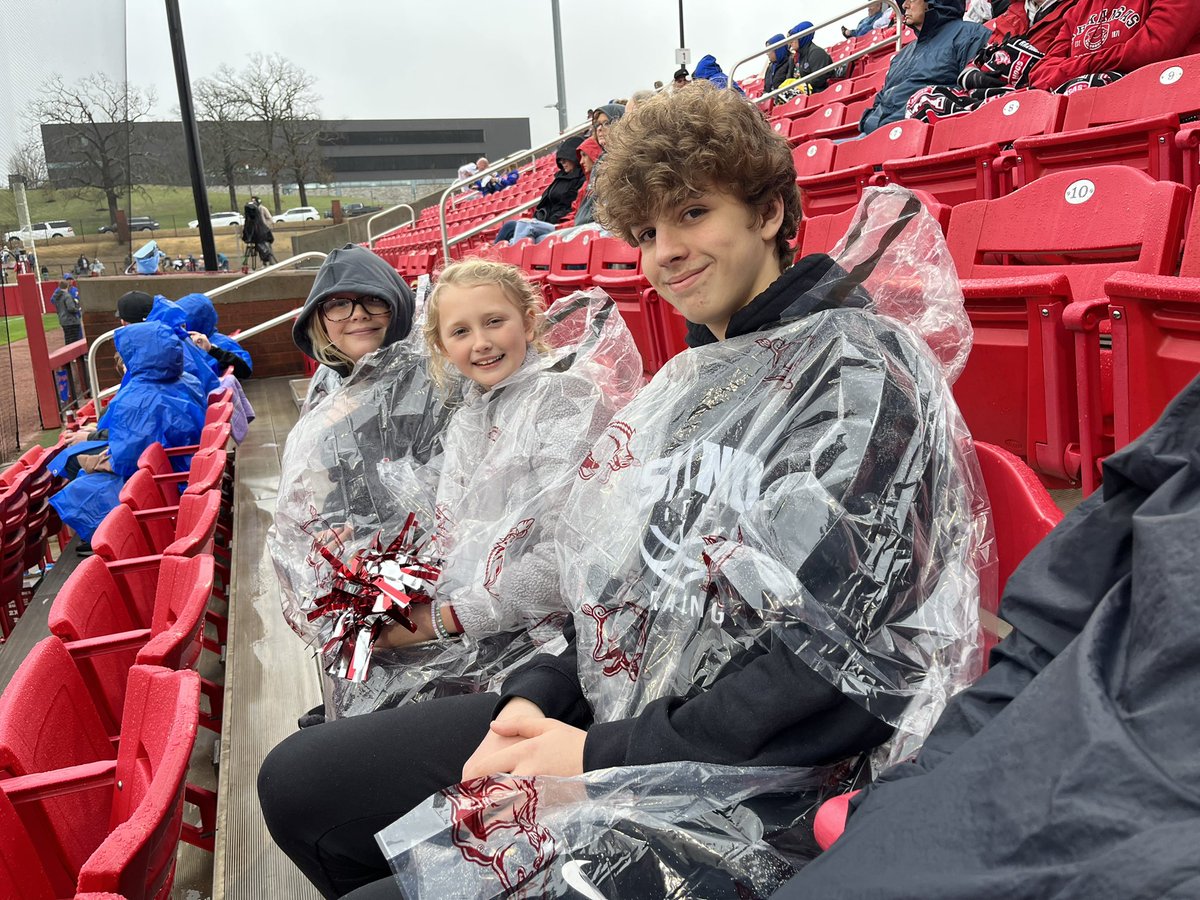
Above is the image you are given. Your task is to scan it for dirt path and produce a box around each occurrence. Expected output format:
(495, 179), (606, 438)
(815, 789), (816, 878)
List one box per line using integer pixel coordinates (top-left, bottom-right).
(6, 323), (68, 450)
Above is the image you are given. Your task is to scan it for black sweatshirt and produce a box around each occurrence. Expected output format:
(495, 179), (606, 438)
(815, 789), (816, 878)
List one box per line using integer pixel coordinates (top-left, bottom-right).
(207, 344), (252, 380)
(497, 255), (898, 770)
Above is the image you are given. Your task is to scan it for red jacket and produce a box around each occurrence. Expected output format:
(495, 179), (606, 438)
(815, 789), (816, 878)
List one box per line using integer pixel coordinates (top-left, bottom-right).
(1030, 0), (1200, 89)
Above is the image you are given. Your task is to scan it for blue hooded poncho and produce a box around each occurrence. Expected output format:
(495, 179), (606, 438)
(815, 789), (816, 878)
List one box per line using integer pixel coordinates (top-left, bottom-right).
(49, 322), (207, 541)
(765, 33), (792, 93)
(177, 292), (253, 375)
(692, 55), (746, 94)
(146, 295), (221, 394)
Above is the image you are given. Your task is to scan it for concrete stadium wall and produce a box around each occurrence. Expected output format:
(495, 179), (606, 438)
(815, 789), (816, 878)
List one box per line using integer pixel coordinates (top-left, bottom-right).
(81, 271), (317, 389)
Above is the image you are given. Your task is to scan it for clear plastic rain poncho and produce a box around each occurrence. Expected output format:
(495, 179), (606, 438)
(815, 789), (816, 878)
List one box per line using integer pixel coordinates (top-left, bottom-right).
(379, 188), (996, 897)
(270, 288), (642, 717)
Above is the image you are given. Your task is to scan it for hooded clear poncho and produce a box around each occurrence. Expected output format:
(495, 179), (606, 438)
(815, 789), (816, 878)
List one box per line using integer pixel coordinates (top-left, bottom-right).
(270, 288), (642, 717)
(378, 188), (996, 898)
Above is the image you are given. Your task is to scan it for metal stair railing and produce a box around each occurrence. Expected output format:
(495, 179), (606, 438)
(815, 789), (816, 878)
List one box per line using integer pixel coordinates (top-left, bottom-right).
(86, 251), (328, 403)
(366, 204), (416, 249)
(728, 2), (905, 107)
(438, 121), (592, 261)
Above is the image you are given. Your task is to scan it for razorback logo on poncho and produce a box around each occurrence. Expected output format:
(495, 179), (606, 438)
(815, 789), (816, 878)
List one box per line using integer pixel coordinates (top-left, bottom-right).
(482, 517), (535, 601)
(446, 775), (557, 890)
(582, 599), (651, 680)
(578, 420), (638, 484)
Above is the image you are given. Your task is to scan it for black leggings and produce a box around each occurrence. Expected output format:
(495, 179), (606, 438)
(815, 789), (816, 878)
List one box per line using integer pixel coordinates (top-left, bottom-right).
(257, 692), (497, 899)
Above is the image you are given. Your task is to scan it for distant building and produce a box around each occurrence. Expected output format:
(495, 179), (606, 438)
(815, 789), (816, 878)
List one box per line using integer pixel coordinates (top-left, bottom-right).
(40, 116), (531, 189)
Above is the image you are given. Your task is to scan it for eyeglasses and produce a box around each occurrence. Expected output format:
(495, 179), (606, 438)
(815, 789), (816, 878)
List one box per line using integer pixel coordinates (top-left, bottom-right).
(318, 296), (390, 321)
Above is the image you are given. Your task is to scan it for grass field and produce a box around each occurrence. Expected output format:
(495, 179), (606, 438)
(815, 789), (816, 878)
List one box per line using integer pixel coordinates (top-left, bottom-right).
(0, 184), (374, 242)
(0, 314), (60, 347)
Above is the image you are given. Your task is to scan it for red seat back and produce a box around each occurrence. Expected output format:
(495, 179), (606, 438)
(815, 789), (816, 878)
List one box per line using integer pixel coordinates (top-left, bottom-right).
(928, 90), (1066, 154)
(202, 403), (232, 430)
(142, 554), (215, 672)
(789, 102), (846, 140)
(0, 788), (55, 899)
(164, 490), (221, 557)
(792, 139), (836, 179)
(118, 471), (176, 550)
(0, 637), (115, 891)
(546, 232), (597, 299)
(947, 166), (1189, 298)
(49, 556), (148, 729)
(1060, 54), (1200, 132)
(76, 666), (199, 900)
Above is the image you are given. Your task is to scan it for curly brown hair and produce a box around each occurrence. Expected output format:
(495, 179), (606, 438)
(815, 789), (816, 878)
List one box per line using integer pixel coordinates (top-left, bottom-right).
(594, 82), (800, 268)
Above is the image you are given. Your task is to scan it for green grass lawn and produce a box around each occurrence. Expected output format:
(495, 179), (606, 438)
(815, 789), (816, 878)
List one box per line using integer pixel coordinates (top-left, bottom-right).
(0, 314), (60, 347)
(0, 185), (374, 241)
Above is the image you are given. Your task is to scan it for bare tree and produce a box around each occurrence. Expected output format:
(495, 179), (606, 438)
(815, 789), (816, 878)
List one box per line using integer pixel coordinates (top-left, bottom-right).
(7, 134), (48, 189)
(193, 74), (253, 211)
(210, 54), (322, 213)
(280, 117), (330, 207)
(31, 73), (157, 224)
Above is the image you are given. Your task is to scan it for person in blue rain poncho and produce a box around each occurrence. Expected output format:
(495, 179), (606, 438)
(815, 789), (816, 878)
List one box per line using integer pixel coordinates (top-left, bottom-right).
(49, 321), (206, 546)
(176, 292), (253, 379)
(145, 295), (221, 395)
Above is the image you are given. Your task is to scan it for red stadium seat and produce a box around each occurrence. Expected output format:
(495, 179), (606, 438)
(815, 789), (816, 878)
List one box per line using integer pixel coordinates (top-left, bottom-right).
(945, 166), (1190, 485)
(1013, 55), (1200, 187)
(796, 119), (931, 217)
(49, 554), (218, 733)
(792, 139), (836, 179)
(1068, 270), (1200, 490)
(787, 102), (846, 142)
(797, 189), (950, 257)
(0, 654), (202, 896)
(523, 236), (556, 300)
(808, 98), (874, 143)
(545, 231), (597, 300)
(0, 473), (31, 639)
(589, 238), (661, 373)
(884, 90), (1066, 205)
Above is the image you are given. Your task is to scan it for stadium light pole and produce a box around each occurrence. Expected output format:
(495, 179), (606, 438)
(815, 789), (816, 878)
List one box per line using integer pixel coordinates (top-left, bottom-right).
(550, 0), (570, 132)
(164, 0), (217, 272)
(678, 0), (686, 48)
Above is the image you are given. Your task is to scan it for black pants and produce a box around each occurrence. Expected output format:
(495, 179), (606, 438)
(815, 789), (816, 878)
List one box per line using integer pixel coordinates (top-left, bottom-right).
(62, 321), (83, 344)
(257, 692), (496, 899)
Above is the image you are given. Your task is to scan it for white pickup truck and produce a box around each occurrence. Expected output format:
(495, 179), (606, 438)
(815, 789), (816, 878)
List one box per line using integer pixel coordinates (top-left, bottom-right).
(4, 220), (76, 242)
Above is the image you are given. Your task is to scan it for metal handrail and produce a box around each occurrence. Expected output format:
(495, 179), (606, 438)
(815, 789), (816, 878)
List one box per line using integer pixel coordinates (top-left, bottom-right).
(367, 204), (416, 249)
(727, 1), (903, 89)
(86, 250), (328, 402)
(439, 120), (592, 261)
(752, 26), (906, 108)
(447, 196), (542, 249)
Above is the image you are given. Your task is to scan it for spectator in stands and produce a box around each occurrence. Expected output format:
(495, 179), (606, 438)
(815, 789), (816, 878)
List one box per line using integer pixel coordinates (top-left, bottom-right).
(48, 321), (205, 551)
(176, 292), (253, 380)
(907, 0), (1074, 120)
(49, 275), (84, 344)
(859, 0), (990, 133)
(591, 103), (625, 148)
(116, 290), (154, 325)
(570, 135), (606, 227)
(456, 160), (478, 181)
(671, 66), (690, 90)
(965, 0), (1012, 23)
(493, 136), (585, 245)
(691, 54), (746, 93)
(74, 253), (90, 276)
(258, 81), (982, 900)
(788, 21), (836, 92)
(293, 243), (415, 407)
(843, 0), (897, 37)
(146, 296), (221, 397)
(1028, 0), (1200, 92)
(764, 32), (794, 93)
(89, 257), (104, 277)
(777, 373), (1200, 899)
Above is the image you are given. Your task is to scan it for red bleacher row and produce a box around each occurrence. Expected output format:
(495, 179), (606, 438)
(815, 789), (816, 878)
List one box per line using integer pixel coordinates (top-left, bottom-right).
(0, 392), (236, 899)
(371, 52), (1200, 495)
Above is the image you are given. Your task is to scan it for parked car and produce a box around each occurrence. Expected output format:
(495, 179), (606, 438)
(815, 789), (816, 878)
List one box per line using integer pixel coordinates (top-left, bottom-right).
(188, 211), (244, 229)
(342, 203), (384, 218)
(98, 216), (160, 234)
(4, 220), (75, 242)
(275, 206), (321, 223)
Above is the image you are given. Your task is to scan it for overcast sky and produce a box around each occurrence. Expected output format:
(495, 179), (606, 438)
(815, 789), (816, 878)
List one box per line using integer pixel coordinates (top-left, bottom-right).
(2, 0), (859, 162)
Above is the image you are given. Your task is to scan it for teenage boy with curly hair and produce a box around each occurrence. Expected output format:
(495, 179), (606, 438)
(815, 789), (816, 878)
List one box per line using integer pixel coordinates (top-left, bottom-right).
(258, 82), (981, 900)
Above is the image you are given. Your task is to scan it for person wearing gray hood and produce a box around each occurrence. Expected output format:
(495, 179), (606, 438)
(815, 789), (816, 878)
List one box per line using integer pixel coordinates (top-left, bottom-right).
(859, 0), (990, 133)
(293, 243), (415, 406)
